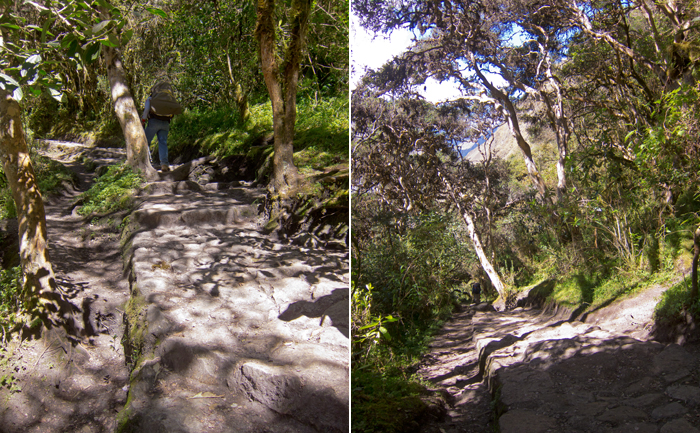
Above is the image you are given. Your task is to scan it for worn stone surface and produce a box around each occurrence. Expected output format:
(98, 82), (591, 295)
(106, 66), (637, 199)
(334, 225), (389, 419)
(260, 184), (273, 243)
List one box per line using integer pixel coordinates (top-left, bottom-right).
(419, 279), (700, 433)
(661, 418), (700, 433)
(498, 409), (558, 433)
(0, 140), (348, 433)
(121, 177), (349, 432)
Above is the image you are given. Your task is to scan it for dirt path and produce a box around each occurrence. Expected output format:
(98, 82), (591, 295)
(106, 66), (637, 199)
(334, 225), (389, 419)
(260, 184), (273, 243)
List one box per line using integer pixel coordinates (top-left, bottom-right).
(419, 284), (700, 433)
(0, 140), (349, 433)
(0, 141), (130, 433)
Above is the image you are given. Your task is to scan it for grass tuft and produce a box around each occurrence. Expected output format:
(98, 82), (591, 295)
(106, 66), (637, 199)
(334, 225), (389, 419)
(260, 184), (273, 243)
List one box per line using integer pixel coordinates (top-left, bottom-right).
(77, 164), (144, 217)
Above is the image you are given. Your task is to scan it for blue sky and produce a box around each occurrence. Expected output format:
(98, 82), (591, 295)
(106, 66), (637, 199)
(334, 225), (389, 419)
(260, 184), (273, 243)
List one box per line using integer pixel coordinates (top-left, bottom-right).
(350, 13), (462, 103)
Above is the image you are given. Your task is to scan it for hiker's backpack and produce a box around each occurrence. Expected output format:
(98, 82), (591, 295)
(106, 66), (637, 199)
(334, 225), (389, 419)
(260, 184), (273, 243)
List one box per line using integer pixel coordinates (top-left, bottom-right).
(149, 82), (183, 118)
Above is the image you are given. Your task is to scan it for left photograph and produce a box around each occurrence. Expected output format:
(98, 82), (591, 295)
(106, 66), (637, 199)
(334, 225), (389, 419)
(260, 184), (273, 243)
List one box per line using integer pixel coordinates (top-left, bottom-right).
(0, 0), (349, 431)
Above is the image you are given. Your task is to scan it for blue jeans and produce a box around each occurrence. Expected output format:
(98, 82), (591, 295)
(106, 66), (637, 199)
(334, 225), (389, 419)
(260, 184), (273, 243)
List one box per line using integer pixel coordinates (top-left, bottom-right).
(145, 118), (170, 166)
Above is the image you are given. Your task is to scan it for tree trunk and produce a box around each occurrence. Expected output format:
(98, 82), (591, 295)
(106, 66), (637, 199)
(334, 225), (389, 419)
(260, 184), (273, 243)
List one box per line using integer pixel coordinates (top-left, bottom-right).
(439, 170), (507, 300)
(470, 59), (550, 201)
(0, 90), (78, 333)
(691, 225), (700, 301)
(255, 0), (310, 196)
(104, 46), (157, 180)
(460, 209), (507, 300)
(226, 52), (250, 123)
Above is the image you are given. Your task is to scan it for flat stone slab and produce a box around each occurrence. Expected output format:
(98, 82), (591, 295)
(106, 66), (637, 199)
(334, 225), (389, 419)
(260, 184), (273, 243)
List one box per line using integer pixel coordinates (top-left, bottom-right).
(499, 409), (558, 433)
(118, 185), (349, 432)
(474, 305), (700, 433)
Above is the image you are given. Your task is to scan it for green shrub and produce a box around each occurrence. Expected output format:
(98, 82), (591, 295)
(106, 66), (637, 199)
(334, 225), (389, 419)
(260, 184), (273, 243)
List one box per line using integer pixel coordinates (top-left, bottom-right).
(655, 276), (700, 325)
(352, 367), (432, 433)
(0, 151), (77, 220)
(166, 97), (349, 174)
(77, 164), (144, 216)
(0, 266), (21, 336)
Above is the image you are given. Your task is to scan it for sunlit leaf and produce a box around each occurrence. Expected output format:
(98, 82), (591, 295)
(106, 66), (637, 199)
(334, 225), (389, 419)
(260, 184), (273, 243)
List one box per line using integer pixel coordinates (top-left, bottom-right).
(0, 73), (20, 88)
(48, 87), (63, 102)
(24, 0), (49, 11)
(61, 33), (76, 49)
(25, 54), (41, 65)
(146, 7), (167, 18)
(92, 19), (111, 34)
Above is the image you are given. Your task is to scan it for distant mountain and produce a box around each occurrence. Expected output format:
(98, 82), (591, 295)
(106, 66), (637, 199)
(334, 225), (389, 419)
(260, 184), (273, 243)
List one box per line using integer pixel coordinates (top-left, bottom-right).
(463, 122), (556, 163)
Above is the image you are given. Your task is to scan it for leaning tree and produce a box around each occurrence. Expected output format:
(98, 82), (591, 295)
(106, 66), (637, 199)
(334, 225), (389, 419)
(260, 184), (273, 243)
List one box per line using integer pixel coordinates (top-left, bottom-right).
(352, 85), (511, 300)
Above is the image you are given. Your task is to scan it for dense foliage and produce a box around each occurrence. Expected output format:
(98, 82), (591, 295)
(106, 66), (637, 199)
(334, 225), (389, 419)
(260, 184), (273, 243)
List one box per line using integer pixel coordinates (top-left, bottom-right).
(352, 0), (700, 430)
(0, 0), (348, 332)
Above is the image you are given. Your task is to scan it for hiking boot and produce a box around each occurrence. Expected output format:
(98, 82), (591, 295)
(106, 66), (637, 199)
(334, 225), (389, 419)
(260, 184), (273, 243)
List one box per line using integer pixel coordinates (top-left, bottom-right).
(161, 164), (170, 172)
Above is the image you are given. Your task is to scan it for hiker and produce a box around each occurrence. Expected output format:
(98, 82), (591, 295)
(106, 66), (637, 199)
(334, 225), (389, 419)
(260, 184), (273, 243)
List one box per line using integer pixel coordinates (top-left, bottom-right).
(471, 281), (481, 304)
(141, 81), (183, 172)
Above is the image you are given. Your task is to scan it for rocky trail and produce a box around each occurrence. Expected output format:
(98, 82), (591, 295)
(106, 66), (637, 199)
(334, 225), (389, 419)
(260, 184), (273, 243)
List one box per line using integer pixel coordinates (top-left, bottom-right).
(0, 140), (349, 433)
(419, 283), (700, 433)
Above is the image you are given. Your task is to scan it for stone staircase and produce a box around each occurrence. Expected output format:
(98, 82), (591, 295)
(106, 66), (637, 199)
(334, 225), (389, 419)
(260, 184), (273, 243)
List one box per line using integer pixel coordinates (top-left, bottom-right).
(420, 285), (700, 433)
(118, 172), (349, 432)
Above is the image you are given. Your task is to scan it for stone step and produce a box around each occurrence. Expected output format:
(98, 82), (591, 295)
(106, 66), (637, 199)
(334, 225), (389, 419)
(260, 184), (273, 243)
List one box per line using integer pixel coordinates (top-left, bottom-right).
(470, 307), (700, 433)
(119, 194), (349, 432)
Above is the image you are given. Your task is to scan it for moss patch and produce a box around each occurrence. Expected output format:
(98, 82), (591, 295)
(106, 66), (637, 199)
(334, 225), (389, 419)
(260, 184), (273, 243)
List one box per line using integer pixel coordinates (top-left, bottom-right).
(123, 284), (148, 367)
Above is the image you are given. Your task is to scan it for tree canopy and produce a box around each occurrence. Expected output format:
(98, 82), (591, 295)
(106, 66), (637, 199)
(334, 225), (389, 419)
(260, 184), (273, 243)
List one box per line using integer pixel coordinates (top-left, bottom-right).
(0, 0), (349, 333)
(352, 1), (700, 430)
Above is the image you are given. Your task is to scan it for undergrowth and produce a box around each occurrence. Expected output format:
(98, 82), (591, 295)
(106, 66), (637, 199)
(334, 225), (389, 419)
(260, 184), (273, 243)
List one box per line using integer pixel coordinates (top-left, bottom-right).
(167, 96), (349, 176)
(351, 334), (443, 433)
(0, 151), (77, 220)
(352, 364), (433, 433)
(654, 275), (700, 325)
(352, 282), (455, 433)
(0, 266), (21, 340)
(77, 163), (144, 217)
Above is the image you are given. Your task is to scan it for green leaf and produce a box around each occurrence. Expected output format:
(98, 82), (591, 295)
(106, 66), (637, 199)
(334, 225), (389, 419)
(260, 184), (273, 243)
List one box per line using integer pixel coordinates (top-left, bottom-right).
(67, 40), (79, 58)
(0, 23), (21, 30)
(93, 0), (110, 9)
(41, 17), (55, 44)
(85, 42), (101, 63)
(27, 85), (41, 96)
(121, 29), (133, 45)
(145, 7), (167, 18)
(26, 24), (42, 31)
(358, 321), (379, 330)
(61, 33), (77, 49)
(99, 36), (117, 47)
(107, 33), (119, 47)
(92, 19), (111, 34)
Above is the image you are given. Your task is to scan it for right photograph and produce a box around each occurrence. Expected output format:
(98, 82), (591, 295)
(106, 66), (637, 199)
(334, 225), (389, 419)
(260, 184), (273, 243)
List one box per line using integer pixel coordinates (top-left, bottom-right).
(350, 0), (700, 432)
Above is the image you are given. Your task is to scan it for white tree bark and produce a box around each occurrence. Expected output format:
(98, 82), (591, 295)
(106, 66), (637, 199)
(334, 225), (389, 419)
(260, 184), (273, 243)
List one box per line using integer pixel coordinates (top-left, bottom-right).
(104, 47), (157, 179)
